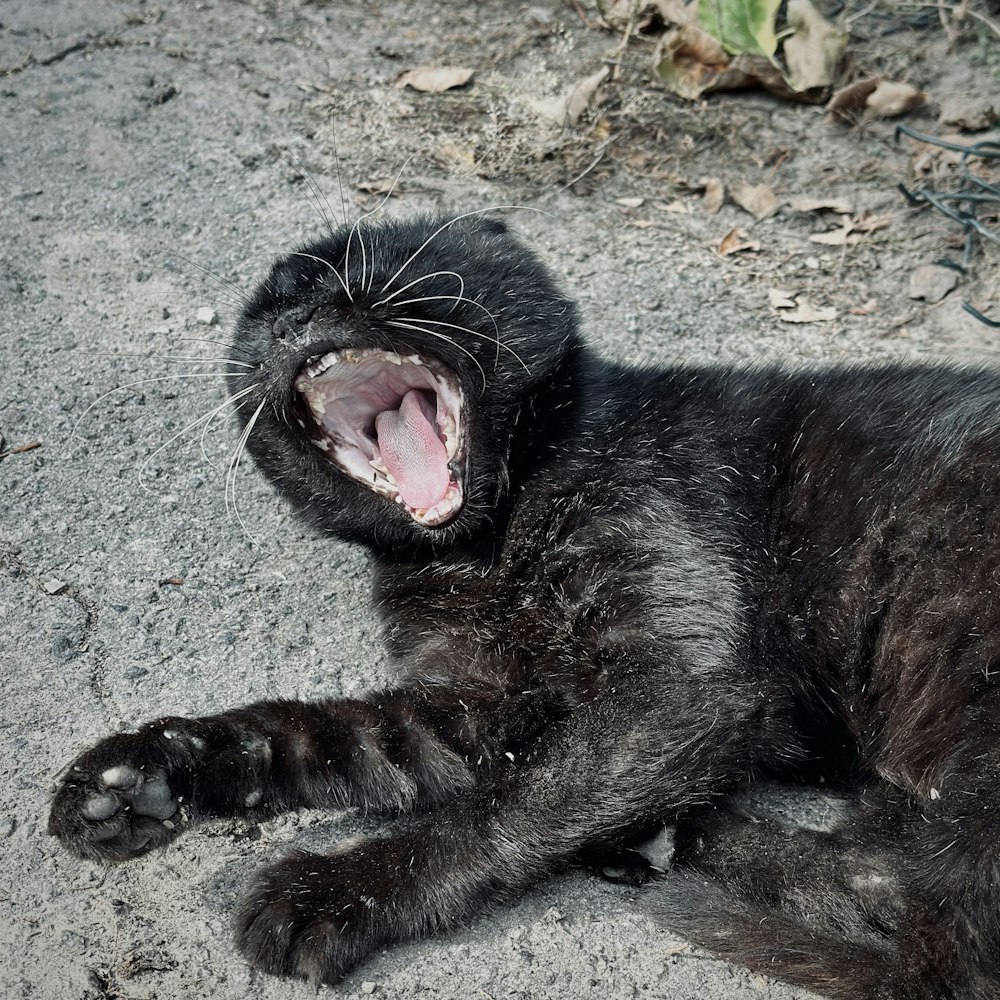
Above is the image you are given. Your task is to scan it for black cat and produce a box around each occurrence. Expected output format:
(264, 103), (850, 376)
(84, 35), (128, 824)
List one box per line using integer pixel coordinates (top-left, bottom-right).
(50, 213), (1000, 999)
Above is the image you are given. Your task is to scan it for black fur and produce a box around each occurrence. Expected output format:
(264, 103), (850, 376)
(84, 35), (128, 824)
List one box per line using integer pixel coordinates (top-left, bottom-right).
(50, 213), (1000, 997)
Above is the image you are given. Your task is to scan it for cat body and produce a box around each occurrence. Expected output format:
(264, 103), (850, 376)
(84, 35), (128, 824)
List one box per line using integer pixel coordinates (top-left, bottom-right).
(50, 215), (1000, 998)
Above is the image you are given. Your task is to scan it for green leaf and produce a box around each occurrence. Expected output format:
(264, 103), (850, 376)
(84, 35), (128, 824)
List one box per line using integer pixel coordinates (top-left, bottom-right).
(697, 0), (782, 58)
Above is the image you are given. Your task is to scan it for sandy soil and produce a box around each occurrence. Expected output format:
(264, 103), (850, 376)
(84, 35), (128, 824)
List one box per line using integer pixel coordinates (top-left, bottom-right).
(1, 2), (998, 999)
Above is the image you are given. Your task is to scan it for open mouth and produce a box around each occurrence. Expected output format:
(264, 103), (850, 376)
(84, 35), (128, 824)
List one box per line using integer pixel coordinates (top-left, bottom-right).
(294, 348), (465, 527)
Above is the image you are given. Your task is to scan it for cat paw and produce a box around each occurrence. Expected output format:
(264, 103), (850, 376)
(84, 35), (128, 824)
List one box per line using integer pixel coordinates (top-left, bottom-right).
(48, 726), (200, 862)
(235, 842), (402, 984)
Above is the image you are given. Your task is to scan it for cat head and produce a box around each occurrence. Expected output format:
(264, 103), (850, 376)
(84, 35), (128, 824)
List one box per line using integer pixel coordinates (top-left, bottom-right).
(229, 213), (580, 553)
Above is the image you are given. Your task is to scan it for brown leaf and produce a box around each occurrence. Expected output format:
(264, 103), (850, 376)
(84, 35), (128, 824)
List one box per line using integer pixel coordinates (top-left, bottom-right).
(808, 212), (891, 245)
(654, 199), (689, 214)
(768, 288), (797, 309)
(788, 195), (853, 214)
(849, 298), (878, 316)
(852, 213), (892, 234)
(731, 182), (777, 220)
(809, 220), (854, 245)
(778, 299), (837, 323)
(782, 0), (847, 93)
(908, 264), (959, 303)
(827, 76), (880, 123)
(532, 66), (610, 126)
(718, 228), (761, 255)
(356, 178), (399, 196)
(702, 177), (724, 214)
(865, 80), (925, 118)
(395, 66), (474, 93)
(435, 142), (476, 169)
(938, 97), (998, 133)
(652, 24), (757, 100)
(564, 66), (611, 125)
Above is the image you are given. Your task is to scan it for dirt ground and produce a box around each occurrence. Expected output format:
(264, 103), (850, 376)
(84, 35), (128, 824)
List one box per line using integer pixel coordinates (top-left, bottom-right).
(2, 2), (999, 999)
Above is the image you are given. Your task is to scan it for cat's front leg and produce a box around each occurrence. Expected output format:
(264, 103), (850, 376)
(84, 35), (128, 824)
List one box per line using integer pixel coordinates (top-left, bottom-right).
(49, 683), (547, 864)
(234, 673), (760, 983)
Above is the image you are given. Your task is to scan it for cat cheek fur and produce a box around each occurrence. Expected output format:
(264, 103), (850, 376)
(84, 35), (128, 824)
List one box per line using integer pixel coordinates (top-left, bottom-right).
(48, 212), (1000, 997)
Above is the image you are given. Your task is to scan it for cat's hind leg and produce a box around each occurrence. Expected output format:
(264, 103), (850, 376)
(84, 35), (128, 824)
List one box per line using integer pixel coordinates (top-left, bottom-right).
(232, 672), (760, 984)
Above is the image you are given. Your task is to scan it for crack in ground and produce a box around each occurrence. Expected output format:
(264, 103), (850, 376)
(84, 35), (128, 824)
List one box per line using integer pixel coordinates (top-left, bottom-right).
(0, 539), (119, 726)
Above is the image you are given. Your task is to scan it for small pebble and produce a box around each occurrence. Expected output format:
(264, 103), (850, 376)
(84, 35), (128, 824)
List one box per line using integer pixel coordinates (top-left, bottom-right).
(196, 306), (218, 326)
(43, 578), (66, 595)
(360, 982), (377, 994)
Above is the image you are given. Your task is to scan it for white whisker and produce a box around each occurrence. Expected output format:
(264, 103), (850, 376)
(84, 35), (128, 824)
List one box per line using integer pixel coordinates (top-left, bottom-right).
(395, 315), (530, 374)
(226, 398), (268, 546)
(136, 384), (260, 490)
(343, 219), (358, 302)
(373, 270), (465, 309)
(158, 249), (250, 307)
(387, 319), (487, 392)
(285, 251), (352, 300)
(379, 206), (551, 295)
(388, 295), (504, 358)
(77, 351), (255, 369)
(71, 373), (238, 442)
(328, 112), (351, 228)
(200, 386), (260, 470)
(264, 128), (341, 234)
(180, 337), (256, 360)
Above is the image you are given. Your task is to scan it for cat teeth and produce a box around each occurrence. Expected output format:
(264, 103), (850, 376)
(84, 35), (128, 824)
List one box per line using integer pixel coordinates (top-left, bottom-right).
(302, 351), (340, 380)
(306, 395), (327, 418)
(412, 483), (464, 527)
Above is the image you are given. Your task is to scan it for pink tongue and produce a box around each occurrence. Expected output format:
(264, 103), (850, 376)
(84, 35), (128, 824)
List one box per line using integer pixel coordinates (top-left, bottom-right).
(375, 390), (450, 510)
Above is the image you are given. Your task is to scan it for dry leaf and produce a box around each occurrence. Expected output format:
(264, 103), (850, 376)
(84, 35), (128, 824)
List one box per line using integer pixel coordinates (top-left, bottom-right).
(395, 66), (474, 93)
(435, 142), (476, 169)
(731, 181), (777, 220)
(356, 178), (399, 195)
(564, 66), (611, 125)
(779, 299), (837, 323)
(938, 97), (998, 132)
(616, 197), (646, 208)
(826, 76), (880, 122)
(654, 199), (689, 213)
(702, 177), (725, 213)
(908, 264), (959, 303)
(768, 288), (797, 308)
(852, 213), (892, 234)
(718, 227), (761, 255)
(809, 221), (853, 245)
(630, 219), (655, 229)
(810, 212), (891, 245)
(849, 298), (878, 316)
(788, 195), (853, 214)
(652, 23), (758, 100)
(532, 66), (610, 126)
(865, 80), (925, 118)
(782, 0), (847, 93)
(603, 0), (687, 30)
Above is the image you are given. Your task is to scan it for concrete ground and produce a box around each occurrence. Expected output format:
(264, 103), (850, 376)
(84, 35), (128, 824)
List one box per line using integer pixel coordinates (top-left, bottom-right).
(2, 2), (998, 999)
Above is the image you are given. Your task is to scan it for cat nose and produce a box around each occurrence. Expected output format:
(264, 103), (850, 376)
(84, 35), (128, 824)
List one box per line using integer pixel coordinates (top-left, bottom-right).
(273, 305), (317, 343)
